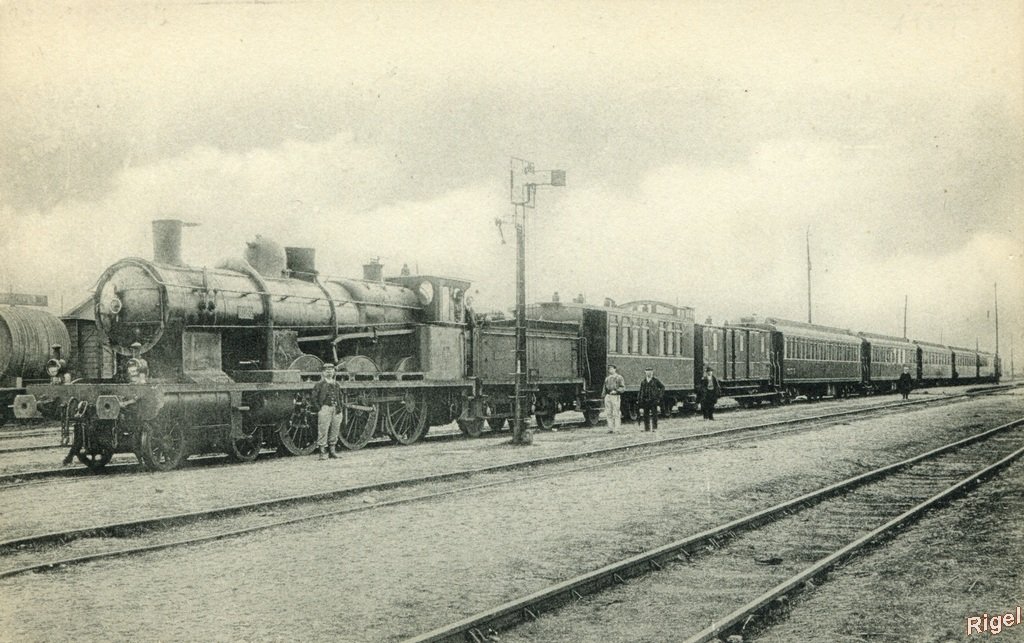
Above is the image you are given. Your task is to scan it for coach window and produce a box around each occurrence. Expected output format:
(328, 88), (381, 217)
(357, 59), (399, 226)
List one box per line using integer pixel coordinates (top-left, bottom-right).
(640, 321), (649, 355)
(657, 322), (665, 356)
(738, 334), (744, 353)
(712, 332), (718, 352)
(609, 315), (619, 353)
(621, 318), (631, 354)
(761, 335), (766, 355)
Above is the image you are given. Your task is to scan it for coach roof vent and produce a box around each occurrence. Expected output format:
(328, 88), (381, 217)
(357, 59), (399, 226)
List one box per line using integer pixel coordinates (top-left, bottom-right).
(152, 219), (197, 266)
(285, 247), (317, 282)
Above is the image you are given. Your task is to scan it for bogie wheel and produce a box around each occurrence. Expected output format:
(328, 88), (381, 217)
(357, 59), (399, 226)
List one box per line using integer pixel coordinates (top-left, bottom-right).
(384, 393), (428, 445)
(338, 403), (379, 450)
(487, 417), (507, 431)
(77, 447), (114, 472)
(659, 400), (676, 418)
(582, 409), (601, 427)
(457, 418), (484, 438)
(228, 425), (262, 462)
(534, 413), (556, 430)
(277, 413), (318, 456)
(140, 420), (187, 472)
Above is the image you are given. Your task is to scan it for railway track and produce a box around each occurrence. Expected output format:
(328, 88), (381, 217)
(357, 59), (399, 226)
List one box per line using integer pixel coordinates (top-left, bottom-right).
(0, 386), (1010, 487)
(406, 417), (1024, 643)
(0, 390), (1013, 579)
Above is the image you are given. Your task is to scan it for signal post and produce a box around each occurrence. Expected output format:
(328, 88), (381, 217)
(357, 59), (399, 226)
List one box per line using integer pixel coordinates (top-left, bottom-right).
(507, 158), (565, 445)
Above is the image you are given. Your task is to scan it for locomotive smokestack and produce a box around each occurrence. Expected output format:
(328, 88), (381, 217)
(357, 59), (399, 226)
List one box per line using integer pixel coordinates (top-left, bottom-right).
(362, 258), (383, 282)
(152, 219), (196, 266)
(285, 247), (317, 282)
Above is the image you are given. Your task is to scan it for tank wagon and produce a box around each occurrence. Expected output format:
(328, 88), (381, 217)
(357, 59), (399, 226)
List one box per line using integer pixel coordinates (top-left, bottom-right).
(0, 306), (70, 427)
(15, 220), (478, 470)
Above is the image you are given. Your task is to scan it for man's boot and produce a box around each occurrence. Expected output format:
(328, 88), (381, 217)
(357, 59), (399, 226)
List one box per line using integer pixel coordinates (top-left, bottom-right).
(318, 446), (327, 461)
(328, 446), (339, 459)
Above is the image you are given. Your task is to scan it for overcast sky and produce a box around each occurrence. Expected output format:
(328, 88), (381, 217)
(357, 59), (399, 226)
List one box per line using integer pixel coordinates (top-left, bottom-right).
(1, 1), (1020, 355)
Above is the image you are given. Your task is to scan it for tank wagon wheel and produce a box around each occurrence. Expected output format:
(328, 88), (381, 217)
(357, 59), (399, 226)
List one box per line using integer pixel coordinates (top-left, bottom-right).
(337, 404), (379, 450)
(277, 414), (318, 456)
(457, 418), (484, 438)
(487, 418), (508, 431)
(140, 420), (187, 472)
(384, 392), (428, 445)
(228, 425), (262, 462)
(534, 413), (556, 430)
(582, 409), (601, 427)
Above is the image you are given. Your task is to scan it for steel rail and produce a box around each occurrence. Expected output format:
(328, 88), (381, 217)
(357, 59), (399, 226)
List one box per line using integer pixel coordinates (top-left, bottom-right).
(0, 392), (998, 570)
(0, 385), (1002, 487)
(684, 439), (1024, 642)
(406, 417), (1024, 643)
(0, 416), (861, 580)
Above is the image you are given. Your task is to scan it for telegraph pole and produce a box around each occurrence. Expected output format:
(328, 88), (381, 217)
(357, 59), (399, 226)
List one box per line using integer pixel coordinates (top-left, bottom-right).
(806, 227), (812, 324)
(994, 282), (999, 361)
(508, 158), (565, 445)
(903, 294), (908, 338)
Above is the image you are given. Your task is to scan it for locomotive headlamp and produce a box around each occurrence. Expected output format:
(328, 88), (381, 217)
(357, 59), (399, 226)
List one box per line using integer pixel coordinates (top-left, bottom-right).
(108, 296), (123, 315)
(46, 359), (62, 377)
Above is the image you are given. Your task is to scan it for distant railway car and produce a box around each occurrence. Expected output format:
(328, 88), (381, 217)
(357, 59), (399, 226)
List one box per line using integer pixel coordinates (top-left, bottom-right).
(977, 350), (998, 382)
(914, 340), (953, 385)
(694, 323), (778, 406)
(859, 332), (917, 392)
(951, 347), (979, 382)
(741, 317), (861, 399)
(528, 298), (696, 421)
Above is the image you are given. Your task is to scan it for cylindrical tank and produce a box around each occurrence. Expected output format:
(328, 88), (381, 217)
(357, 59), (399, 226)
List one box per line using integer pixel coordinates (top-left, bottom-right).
(0, 306), (71, 382)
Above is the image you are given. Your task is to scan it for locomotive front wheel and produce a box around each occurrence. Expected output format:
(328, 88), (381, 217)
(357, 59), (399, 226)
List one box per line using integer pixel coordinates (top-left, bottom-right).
(487, 417), (508, 431)
(338, 405), (379, 450)
(384, 393), (427, 445)
(582, 410), (601, 427)
(228, 425), (262, 462)
(277, 415), (318, 456)
(534, 413), (556, 430)
(77, 447), (114, 472)
(457, 418), (484, 438)
(140, 421), (187, 472)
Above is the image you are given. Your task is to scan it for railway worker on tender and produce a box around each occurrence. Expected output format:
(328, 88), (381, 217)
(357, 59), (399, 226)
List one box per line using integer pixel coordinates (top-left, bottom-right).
(312, 363), (343, 460)
(898, 365), (913, 400)
(698, 366), (722, 420)
(638, 367), (665, 431)
(603, 364), (626, 433)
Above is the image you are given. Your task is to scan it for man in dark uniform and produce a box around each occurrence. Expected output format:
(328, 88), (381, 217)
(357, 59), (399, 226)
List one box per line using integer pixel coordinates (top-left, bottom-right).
(312, 363), (343, 460)
(638, 366), (665, 431)
(897, 365), (913, 400)
(698, 366), (722, 420)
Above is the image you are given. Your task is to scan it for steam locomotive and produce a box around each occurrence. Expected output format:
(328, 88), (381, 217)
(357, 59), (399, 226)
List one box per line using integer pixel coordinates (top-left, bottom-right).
(12, 220), (1000, 471)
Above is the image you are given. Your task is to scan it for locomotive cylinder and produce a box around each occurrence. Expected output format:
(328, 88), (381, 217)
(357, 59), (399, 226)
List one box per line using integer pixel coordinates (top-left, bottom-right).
(0, 306), (71, 384)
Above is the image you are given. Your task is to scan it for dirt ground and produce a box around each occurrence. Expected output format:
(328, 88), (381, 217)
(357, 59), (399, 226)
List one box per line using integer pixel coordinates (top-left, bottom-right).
(0, 389), (1018, 642)
(760, 450), (1024, 642)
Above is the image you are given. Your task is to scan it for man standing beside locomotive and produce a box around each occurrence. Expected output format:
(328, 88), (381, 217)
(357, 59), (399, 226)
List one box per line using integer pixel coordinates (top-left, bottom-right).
(897, 365), (913, 400)
(603, 364), (626, 432)
(638, 366), (665, 431)
(312, 363), (343, 460)
(698, 366), (722, 420)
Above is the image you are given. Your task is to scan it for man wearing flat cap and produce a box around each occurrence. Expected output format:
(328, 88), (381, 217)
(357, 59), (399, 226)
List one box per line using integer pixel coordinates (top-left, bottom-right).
(312, 362), (343, 460)
(638, 366), (665, 431)
(698, 366), (722, 420)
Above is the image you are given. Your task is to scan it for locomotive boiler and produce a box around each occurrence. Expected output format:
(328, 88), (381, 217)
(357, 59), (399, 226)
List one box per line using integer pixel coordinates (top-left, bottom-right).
(16, 220), (474, 470)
